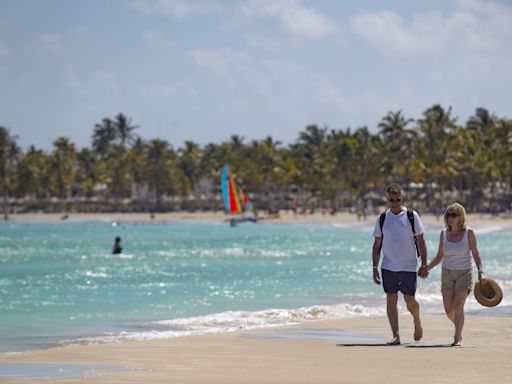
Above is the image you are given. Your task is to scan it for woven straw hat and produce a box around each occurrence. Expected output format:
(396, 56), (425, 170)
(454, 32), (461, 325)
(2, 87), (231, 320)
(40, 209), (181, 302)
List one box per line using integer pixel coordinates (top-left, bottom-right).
(474, 279), (503, 307)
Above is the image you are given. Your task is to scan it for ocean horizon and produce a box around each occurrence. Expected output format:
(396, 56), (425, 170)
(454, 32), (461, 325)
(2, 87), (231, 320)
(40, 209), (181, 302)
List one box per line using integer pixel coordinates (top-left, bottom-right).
(1, 220), (510, 354)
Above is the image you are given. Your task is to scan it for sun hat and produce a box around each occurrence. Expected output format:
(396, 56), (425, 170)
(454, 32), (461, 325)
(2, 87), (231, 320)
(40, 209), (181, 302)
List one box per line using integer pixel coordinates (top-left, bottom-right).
(474, 279), (503, 307)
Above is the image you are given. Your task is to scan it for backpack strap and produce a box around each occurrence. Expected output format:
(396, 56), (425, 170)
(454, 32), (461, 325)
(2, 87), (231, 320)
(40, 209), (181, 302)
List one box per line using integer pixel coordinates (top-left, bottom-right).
(407, 208), (420, 258)
(378, 212), (386, 255)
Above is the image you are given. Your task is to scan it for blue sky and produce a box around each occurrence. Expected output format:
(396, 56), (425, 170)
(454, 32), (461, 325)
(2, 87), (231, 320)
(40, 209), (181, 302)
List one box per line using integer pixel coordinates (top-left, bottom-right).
(1, 0), (511, 150)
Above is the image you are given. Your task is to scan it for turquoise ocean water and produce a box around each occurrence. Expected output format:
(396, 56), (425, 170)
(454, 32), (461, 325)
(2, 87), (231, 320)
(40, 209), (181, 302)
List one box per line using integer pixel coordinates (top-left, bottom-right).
(0, 219), (510, 353)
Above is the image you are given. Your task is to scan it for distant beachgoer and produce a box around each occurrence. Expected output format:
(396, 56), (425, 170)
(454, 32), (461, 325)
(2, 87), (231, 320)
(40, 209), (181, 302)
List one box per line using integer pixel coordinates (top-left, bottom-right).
(356, 198), (365, 221)
(426, 202), (486, 346)
(112, 236), (122, 254)
(372, 183), (428, 345)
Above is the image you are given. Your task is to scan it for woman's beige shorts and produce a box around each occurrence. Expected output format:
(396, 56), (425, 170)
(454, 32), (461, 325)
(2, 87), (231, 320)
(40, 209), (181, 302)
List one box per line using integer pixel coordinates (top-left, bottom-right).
(441, 268), (473, 293)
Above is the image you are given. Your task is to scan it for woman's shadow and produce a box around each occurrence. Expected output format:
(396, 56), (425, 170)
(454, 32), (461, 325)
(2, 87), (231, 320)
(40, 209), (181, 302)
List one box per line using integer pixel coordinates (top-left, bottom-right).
(337, 343), (453, 348)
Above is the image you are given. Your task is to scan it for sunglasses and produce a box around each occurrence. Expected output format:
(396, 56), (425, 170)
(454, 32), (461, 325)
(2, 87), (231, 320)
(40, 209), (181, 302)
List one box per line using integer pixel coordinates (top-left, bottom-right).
(446, 213), (459, 218)
(388, 198), (402, 203)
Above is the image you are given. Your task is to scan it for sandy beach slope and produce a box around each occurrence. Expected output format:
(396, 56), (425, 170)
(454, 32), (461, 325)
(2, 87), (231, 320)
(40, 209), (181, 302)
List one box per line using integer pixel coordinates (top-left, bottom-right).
(7, 211), (512, 229)
(0, 314), (511, 383)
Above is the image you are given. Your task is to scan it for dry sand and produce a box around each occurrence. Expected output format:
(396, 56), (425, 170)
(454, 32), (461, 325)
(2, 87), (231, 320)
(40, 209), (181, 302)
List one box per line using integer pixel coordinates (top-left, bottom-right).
(6, 211), (512, 230)
(0, 314), (511, 383)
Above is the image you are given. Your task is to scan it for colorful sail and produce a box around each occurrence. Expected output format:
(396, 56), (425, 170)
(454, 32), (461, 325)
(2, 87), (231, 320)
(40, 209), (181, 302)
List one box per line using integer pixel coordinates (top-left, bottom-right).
(221, 165), (250, 213)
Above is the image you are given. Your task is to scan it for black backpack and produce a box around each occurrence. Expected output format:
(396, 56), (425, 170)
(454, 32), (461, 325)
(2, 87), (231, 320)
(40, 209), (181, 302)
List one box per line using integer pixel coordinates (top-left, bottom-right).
(379, 208), (420, 258)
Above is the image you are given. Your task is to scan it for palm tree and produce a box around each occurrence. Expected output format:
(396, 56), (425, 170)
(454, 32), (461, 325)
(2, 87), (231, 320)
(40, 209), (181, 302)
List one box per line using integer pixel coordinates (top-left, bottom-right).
(493, 119), (512, 188)
(50, 137), (77, 199)
(324, 128), (360, 205)
(298, 125), (327, 148)
(447, 125), (486, 210)
(465, 108), (499, 209)
(378, 110), (414, 182)
(127, 137), (148, 205)
(467, 107), (497, 141)
(16, 146), (49, 199)
(352, 126), (382, 201)
(416, 105), (457, 210)
(199, 142), (226, 184)
(0, 127), (20, 220)
(113, 113), (139, 147)
(177, 141), (202, 195)
(105, 144), (133, 209)
(247, 136), (284, 211)
(378, 110), (413, 141)
(145, 139), (174, 211)
(229, 135), (245, 150)
(293, 125), (329, 209)
(75, 148), (99, 198)
(92, 118), (117, 158)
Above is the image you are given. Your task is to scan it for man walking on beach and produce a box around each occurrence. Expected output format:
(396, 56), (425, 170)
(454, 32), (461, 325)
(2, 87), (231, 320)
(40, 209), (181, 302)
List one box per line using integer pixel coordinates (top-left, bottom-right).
(372, 183), (428, 345)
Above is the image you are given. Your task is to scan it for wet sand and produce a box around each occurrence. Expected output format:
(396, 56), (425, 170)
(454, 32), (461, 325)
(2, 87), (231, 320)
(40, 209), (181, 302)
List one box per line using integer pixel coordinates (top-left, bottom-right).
(0, 314), (511, 383)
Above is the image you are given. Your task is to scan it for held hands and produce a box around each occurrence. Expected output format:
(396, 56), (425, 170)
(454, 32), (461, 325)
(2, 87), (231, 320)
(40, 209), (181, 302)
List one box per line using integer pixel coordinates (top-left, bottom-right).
(417, 265), (429, 279)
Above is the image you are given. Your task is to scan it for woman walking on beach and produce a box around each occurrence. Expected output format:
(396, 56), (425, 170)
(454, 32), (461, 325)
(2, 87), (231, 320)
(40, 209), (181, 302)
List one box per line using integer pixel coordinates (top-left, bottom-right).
(426, 202), (486, 346)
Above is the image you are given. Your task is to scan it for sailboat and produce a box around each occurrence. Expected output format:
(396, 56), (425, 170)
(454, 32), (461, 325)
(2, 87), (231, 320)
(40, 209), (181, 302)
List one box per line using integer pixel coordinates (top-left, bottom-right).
(221, 164), (257, 226)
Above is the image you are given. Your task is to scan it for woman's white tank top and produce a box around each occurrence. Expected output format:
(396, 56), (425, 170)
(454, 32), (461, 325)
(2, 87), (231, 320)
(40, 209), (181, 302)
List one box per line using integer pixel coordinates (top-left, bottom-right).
(442, 228), (472, 270)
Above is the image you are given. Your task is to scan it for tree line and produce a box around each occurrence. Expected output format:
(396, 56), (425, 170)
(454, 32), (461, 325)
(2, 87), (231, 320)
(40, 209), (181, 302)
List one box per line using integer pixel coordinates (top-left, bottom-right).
(1, 105), (511, 218)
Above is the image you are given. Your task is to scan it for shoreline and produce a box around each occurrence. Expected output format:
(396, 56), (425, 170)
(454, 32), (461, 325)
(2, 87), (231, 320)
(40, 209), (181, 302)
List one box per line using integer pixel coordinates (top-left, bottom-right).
(1, 313), (511, 383)
(4, 211), (512, 229)
(1, 296), (508, 356)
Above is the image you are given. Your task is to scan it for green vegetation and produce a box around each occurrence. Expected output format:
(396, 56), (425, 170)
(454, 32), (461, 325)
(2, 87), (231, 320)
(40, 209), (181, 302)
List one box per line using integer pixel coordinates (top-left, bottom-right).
(1, 106), (511, 217)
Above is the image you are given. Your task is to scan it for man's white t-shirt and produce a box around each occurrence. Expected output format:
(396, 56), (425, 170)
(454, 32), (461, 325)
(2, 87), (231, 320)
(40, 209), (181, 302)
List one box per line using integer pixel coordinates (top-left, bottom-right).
(372, 207), (424, 272)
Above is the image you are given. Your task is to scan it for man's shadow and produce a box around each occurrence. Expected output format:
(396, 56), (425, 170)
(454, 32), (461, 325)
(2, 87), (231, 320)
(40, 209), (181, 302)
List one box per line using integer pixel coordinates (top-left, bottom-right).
(337, 343), (453, 348)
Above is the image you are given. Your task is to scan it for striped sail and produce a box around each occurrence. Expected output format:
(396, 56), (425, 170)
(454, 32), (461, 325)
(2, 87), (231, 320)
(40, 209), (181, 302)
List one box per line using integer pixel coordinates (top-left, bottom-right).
(221, 165), (249, 213)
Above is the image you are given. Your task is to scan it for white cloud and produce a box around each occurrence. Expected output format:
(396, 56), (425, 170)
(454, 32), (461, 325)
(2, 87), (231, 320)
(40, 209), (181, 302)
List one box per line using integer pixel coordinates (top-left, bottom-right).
(351, 11), (420, 52)
(184, 47), (372, 141)
(0, 40), (10, 59)
(143, 31), (175, 49)
(188, 49), (250, 75)
(38, 34), (63, 55)
(140, 78), (197, 99)
(351, 0), (512, 55)
(241, 0), (336, 39)
(133, 0), (223, 18)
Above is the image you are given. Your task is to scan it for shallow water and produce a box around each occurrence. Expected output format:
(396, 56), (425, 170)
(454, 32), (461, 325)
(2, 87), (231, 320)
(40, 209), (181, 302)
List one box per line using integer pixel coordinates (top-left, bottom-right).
(0, 363), (140, 380)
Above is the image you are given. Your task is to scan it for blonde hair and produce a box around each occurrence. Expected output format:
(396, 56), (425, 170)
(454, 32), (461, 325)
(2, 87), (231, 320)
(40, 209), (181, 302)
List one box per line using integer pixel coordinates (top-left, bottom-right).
(444, 202), (467, 231)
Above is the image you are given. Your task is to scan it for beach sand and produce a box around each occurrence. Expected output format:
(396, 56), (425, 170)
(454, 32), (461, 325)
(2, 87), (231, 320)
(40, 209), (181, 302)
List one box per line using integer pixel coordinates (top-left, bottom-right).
(7, 211), (512, 230)
(1, 314), (511, 383)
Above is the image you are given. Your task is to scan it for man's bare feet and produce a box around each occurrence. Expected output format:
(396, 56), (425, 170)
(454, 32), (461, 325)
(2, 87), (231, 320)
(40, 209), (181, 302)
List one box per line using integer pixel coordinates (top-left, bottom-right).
(414, 323), (423, 341)
(386, 336), (401, 345)
(451, 338), (462, 347)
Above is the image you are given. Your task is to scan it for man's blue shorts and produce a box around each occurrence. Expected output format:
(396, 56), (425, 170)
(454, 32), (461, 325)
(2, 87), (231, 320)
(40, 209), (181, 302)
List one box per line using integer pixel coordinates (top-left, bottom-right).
(381, 269), (417, 296)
